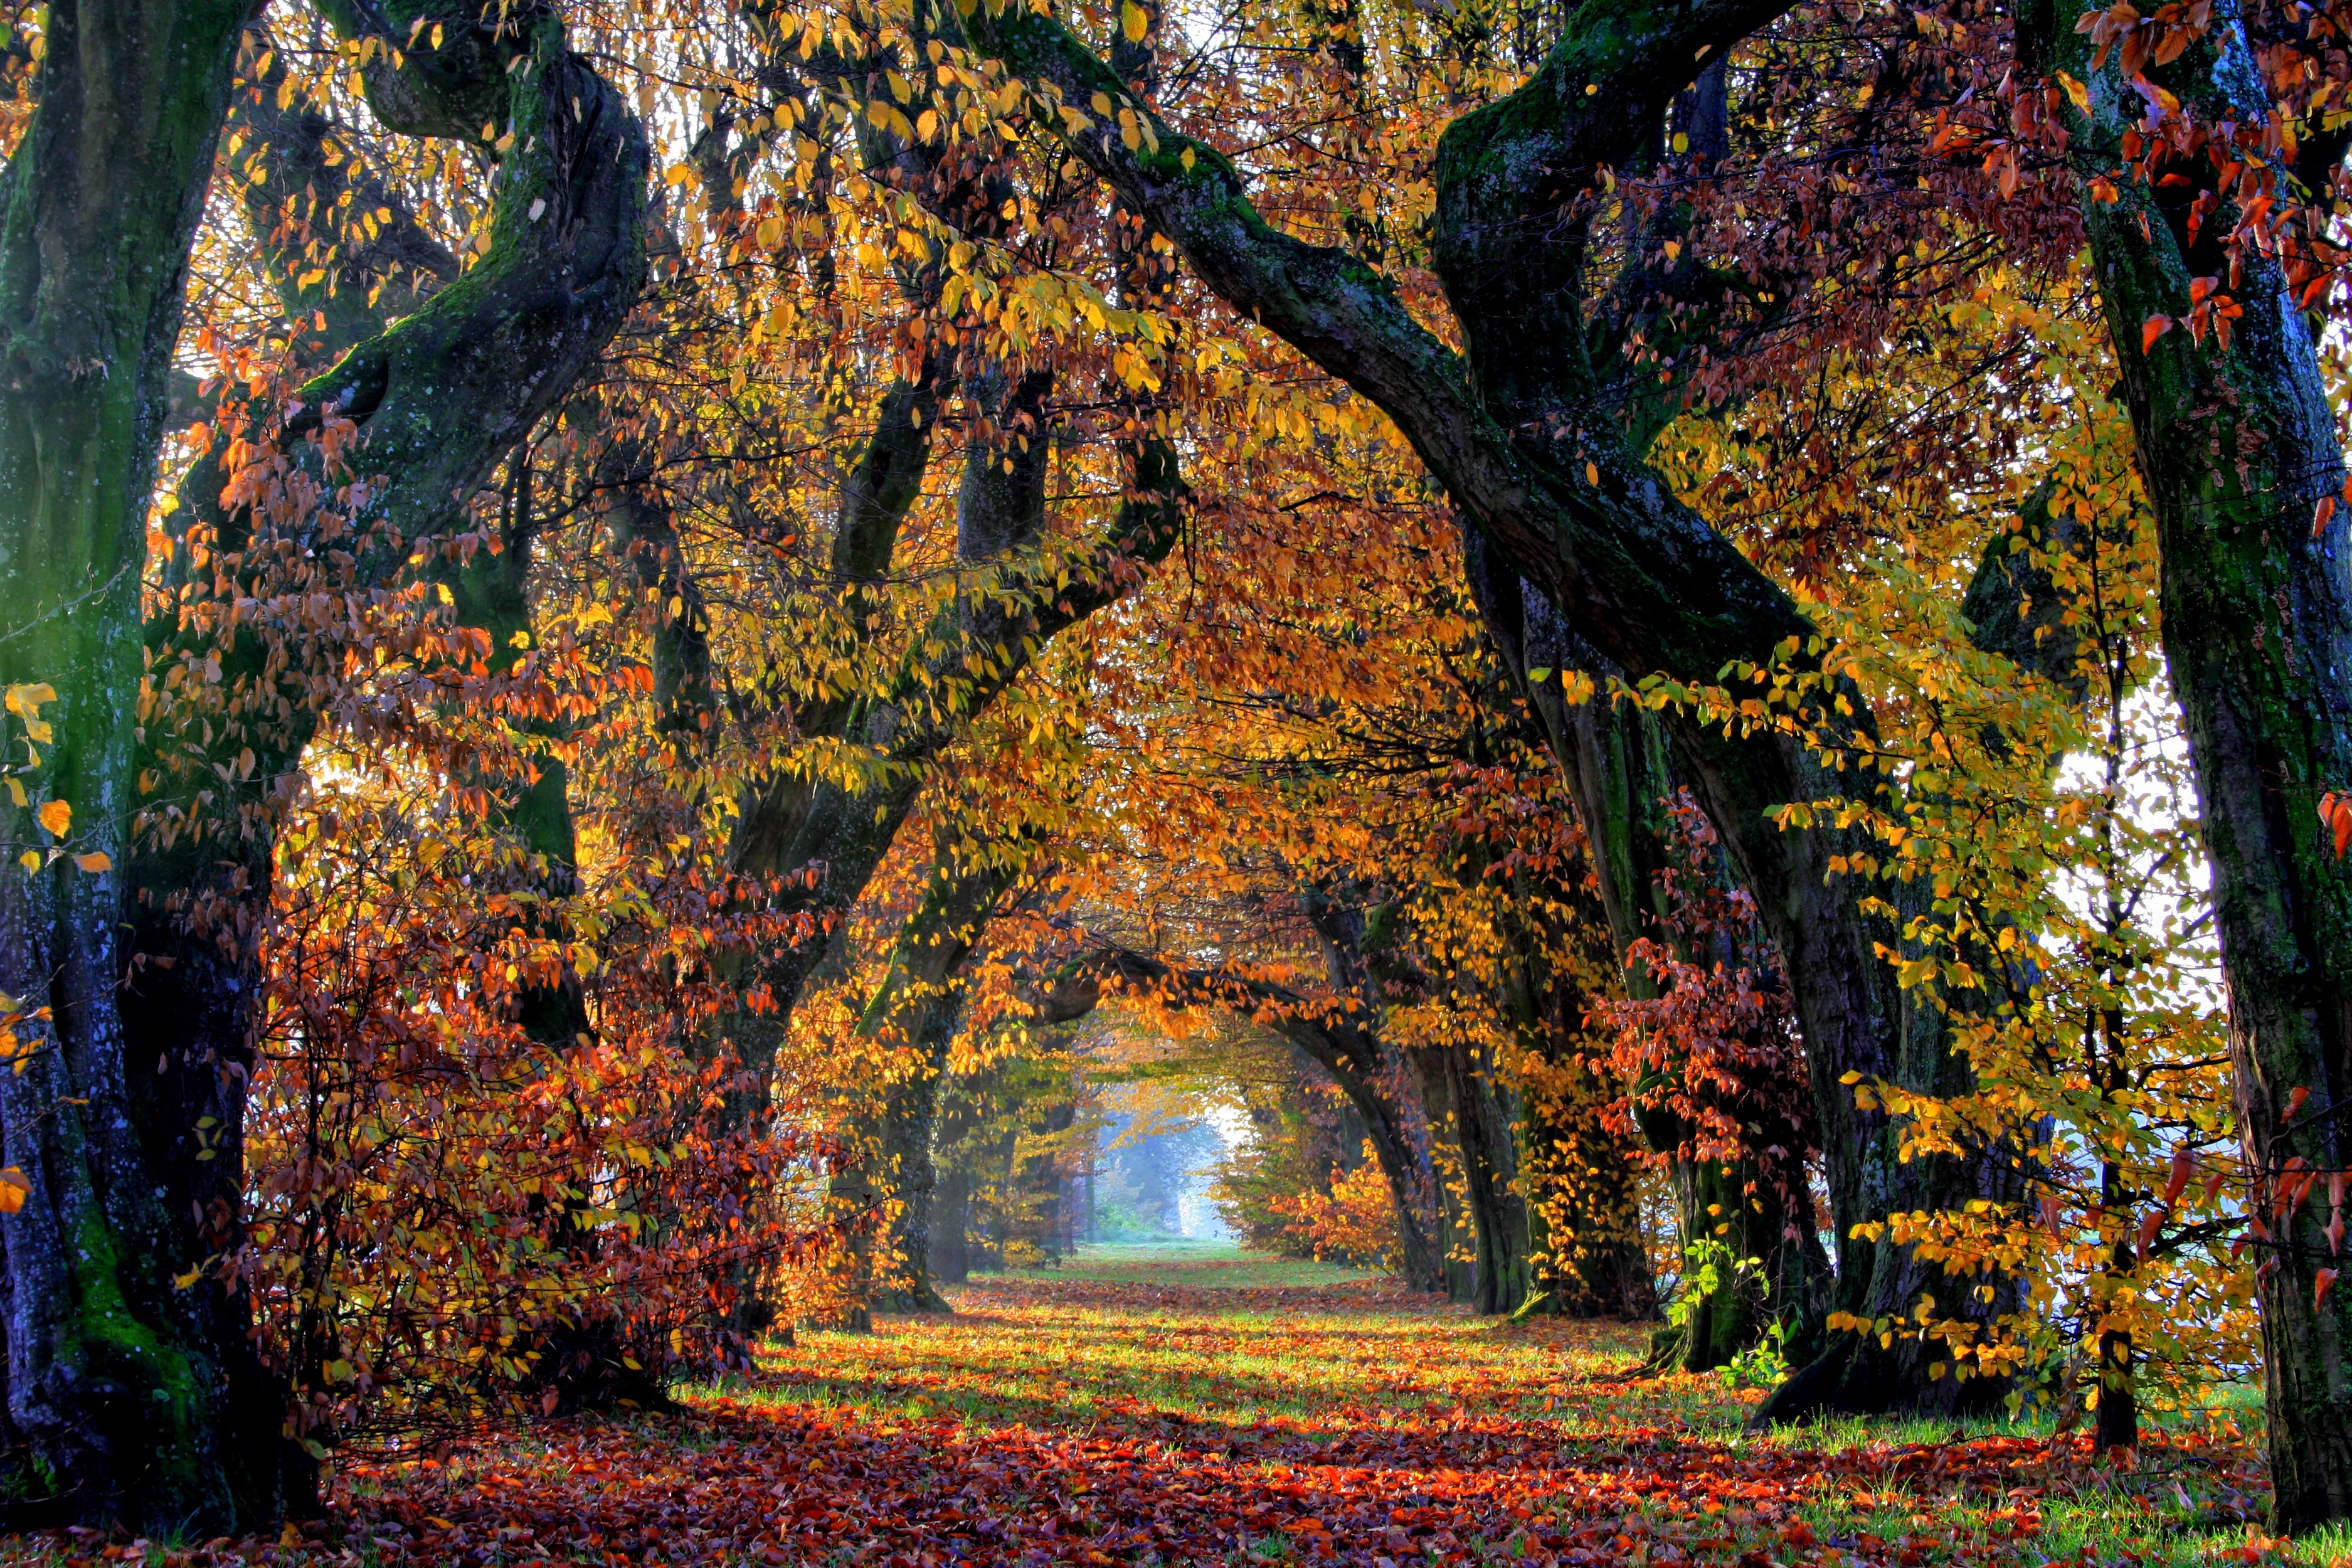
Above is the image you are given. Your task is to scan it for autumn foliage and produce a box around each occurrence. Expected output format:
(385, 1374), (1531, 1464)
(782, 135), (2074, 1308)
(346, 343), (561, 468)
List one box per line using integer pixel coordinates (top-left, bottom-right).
(8, 0), (2352, 1544)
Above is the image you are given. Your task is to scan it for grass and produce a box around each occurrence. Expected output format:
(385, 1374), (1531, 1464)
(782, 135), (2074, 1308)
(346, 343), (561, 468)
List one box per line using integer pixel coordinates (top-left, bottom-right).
(971, 1239), (1387, 1290)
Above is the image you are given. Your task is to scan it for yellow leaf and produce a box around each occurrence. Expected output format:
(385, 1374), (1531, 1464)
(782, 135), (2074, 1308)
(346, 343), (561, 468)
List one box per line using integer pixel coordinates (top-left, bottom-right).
(16, 852), (37, 874)
(35, 800), (68, 837)
(1123, 1), (1148, 41)
(73, 853), (110, 874)
(3, 683), (53, 718)
(2057, 71), (2092, 114)
(0, 1168), (28, 1214)
(4, 780), (21, 808)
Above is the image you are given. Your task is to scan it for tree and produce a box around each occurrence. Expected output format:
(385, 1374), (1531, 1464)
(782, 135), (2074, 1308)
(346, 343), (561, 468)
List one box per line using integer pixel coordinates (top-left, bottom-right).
(0, 0), (265, 1532)
(956, 0), (2038, 1415)
(2009, 0), (2352, 1522)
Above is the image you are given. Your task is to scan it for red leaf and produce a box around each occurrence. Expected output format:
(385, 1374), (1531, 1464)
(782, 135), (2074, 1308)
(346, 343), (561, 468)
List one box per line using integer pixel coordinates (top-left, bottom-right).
(2142, 314), (2173, 351)
(2318, 1268), (2339, 1310)
(2162, 1147), (2192, 1205)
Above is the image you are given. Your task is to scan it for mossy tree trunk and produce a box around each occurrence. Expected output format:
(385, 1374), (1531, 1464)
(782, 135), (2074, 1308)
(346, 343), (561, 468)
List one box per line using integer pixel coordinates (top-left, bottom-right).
(0, 0), (262, 1534)
(2021, 0), (2352, 1523)
(1402, 1046), (1480, 1304)
(1447, 1044), (1534, 1316)
(1471, 541), (1820, 1360)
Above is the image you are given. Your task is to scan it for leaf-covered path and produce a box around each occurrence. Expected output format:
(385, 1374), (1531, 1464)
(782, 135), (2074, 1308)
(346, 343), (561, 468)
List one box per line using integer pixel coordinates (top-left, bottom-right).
(21, 1249), (2283, 1567)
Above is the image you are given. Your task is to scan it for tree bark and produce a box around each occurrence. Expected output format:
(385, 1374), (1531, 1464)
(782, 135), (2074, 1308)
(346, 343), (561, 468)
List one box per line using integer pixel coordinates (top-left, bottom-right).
(830, 833), (1029, 1318)
(1470, 543), (1824, 1355)
(1403, 1047), (1480, 1304)
(932, 1163), (973, 1285)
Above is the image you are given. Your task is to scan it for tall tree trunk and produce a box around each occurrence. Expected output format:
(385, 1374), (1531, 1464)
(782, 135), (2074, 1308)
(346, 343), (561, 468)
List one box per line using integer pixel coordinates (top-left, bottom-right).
(1448, 1044), (1534, 1316)
(933, 1163), (973, 1285)
(2025, 0), (2352, 1523)
(1510, 991), (1658, 1322)
(1406, 1047), (1480, 1303)
(830, 831), (1029, 1319)
(0, 0), (261, 1532)
(874, 1051), (953, 1311)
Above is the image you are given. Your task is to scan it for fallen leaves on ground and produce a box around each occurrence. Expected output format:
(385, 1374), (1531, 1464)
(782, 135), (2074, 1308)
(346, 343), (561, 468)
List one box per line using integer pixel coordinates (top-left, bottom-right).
(5, 1260), (2288, 1568)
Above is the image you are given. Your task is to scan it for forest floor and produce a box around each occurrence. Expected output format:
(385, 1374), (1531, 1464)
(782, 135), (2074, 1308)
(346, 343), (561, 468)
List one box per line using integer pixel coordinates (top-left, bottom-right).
(11, 1245), (2339, 1568)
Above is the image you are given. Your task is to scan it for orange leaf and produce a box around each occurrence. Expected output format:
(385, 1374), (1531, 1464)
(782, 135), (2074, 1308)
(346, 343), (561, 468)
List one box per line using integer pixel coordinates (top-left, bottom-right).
(34, 799), (68, 838)
(2288, 1086), (2312, 1121)
(2316, 495), (2337, 539)
(2334, 800), (2350, 857)
(2142, 314), (2173, 352)
(0, 1167), (27, 1215)
(2318, 1268), (2339, 1310)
